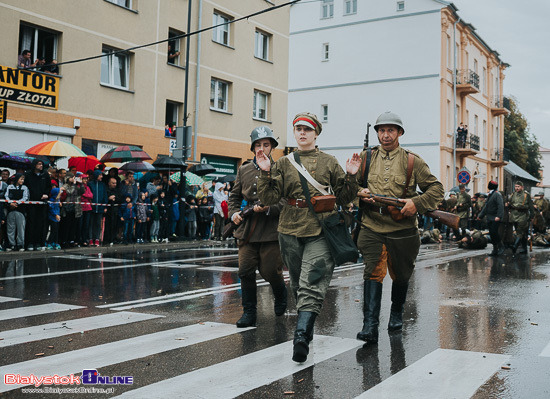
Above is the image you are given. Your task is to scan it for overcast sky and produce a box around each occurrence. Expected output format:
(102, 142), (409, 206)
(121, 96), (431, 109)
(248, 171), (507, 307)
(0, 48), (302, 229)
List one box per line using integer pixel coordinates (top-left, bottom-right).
(452, 0), (550, 149)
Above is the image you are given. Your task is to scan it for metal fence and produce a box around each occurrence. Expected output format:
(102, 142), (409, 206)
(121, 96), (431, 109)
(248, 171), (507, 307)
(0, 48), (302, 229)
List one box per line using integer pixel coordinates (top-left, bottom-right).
(456, 69), (480, 89)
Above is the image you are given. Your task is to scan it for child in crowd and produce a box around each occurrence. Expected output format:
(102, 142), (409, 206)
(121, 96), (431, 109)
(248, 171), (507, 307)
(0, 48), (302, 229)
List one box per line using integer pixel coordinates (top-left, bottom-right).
(186, 196), (198, 240)
(135, 191), (149, 244)
(150, 194), (160, 243)
(79, 175), (93, 246)
(47, 187), (61, 250)
(5, 174), (29, 251)
(119, 194), (135, 244)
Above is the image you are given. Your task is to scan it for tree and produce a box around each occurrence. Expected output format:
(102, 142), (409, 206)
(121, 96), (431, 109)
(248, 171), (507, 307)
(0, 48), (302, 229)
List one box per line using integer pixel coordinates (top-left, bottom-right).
(504, 96), (541, 179)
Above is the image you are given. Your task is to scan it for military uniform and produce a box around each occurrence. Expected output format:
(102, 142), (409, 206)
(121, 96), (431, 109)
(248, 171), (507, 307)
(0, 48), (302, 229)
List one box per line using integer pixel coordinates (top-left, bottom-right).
(508, 185), (534, 253)
(456, 189), (472, 234)
(457, 229), (487, 249)
(473, 195), (487, 230)
(533, 195), (549, 232)
(445, 194), (457, 239)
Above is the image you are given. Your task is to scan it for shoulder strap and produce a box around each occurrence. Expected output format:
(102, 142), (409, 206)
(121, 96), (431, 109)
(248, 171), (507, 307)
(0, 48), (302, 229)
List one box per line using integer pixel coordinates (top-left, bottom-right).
(287, 153), (331, 195)
(293, 152), (319, 217)
(402, 153), (415, 198)
(360, 148), (372, 188)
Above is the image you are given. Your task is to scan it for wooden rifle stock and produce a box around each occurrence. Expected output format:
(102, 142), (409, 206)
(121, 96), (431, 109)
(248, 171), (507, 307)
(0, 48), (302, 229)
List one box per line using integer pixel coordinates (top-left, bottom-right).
(357, 192), (460, 231)
(222, 201), (261, 239)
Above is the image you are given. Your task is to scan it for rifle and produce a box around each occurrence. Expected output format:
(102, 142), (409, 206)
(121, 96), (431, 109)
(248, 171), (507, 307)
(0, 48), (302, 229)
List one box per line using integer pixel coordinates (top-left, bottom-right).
(364, 123), (371, 150)
(222, 201), (261, 239)
(357, 192), (460, 230)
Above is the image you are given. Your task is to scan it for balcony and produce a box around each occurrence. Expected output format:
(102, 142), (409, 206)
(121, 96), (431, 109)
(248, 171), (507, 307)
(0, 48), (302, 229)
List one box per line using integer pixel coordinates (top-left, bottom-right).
(455, 69), (479, 96)
(490, 96), (509, 117)
(455, 133), (479, 158)
(490, 147), (510, 167)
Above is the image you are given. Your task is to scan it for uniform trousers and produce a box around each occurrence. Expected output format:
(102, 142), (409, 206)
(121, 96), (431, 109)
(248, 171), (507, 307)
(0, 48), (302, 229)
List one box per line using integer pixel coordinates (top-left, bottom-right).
(238, 241), (284, 283)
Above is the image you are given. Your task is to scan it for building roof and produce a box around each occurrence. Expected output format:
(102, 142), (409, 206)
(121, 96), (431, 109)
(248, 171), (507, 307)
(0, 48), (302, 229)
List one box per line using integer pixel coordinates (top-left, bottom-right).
(539, 146), (550, 153)
(504, 160), (539, 183)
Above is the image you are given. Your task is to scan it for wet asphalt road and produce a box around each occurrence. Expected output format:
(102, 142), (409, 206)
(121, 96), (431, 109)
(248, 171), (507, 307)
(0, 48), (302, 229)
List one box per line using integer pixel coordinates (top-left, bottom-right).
(0, 241), (549, 398)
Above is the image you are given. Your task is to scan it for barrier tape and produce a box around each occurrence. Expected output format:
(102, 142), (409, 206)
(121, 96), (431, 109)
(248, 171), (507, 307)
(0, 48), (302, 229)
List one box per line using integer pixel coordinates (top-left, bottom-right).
(0, 199), (183, 207)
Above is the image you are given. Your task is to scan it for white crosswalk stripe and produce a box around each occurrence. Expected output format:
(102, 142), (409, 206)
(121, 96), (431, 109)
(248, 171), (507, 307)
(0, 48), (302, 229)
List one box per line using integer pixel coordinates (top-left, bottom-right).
(114, 335), (363, 399)
(0, 312), (163, 347)
(539, 342), (550, 357)
(0, 303), (86, 322)
(0, 296), (21, 303)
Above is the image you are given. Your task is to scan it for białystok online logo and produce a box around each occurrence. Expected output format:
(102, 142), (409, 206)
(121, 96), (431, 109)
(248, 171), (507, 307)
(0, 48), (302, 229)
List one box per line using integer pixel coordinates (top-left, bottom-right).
(4, 370), (133, 387)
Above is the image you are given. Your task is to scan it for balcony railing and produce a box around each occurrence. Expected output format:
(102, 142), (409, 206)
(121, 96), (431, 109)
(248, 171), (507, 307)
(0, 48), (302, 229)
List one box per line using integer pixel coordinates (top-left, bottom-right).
(491, 147), (510, 162)
(456, 69), (480, 89)
(456, 133), (480, 151)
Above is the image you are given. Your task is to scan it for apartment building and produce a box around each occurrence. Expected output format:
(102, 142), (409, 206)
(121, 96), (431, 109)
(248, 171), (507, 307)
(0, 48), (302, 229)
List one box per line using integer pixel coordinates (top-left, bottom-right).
(288, 0), (508, 192)
(0, 0), (289, 174)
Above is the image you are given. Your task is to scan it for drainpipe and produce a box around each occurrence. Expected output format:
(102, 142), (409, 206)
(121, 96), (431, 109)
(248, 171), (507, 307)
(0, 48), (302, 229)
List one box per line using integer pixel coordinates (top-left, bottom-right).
(192, 0), (203, 162)
(496, 60), (501, 185)
(452, 16), (461, 189)
(183, 0), (192, 127)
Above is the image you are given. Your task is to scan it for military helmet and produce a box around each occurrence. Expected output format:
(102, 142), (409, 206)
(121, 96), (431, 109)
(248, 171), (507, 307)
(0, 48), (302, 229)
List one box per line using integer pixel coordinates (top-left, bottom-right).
(374, 111), (405, 134)
(250, 126), (278, 151)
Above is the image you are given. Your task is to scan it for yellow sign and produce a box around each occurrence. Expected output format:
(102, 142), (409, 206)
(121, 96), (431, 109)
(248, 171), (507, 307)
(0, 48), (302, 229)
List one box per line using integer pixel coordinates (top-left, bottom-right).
(0, 100), (6, 123)
(0, 65), (59, 110)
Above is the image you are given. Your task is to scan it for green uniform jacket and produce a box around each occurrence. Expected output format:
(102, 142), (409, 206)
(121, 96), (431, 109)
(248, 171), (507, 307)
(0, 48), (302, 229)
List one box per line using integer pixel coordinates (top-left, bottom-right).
(534, 197), (549, 216)
(258, 148), (358, 237)
(357, 145), (444, 234)
(508, 190), (533, 223)
(228, 160), (283, 242)
(446, 196), (457, 213)
(456, 191), (472, 219)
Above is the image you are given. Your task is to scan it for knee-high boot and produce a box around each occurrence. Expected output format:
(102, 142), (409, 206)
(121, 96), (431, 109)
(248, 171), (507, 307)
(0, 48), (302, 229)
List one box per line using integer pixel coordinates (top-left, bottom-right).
(236, 275), (257, 328)
(388, 282), (408, 331)
(292, 311), (317, 363)
(511, 236), (521, 254)
(519, 237), (528, 254)
(356, 280), (383, 343)
(271, 282), (287, 316)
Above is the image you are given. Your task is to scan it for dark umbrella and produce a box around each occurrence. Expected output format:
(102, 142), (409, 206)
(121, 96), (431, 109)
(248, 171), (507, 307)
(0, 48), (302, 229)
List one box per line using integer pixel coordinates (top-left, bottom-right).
(153, 156), (187, 169)
(120, 161), (156, 172)
(0, 154), (50, 170)
(139, 172), (160, 185)
(218, 174), (236, 183)
(188, 163), (216, 176)
(100, 145), (152, 163)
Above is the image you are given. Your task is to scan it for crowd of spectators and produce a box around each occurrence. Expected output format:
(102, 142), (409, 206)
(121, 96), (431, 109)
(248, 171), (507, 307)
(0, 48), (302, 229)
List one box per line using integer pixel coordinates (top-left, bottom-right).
(0, 161), (233, 252)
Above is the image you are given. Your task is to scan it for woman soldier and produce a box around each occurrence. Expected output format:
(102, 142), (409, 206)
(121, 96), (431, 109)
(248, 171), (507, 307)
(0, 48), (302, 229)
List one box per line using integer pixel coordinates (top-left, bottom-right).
(257, 112), (360, 363)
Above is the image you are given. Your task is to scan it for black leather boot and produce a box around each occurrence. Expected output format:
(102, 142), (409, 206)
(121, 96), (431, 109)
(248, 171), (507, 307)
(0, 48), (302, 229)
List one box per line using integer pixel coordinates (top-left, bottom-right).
(497, 243), (506, 255)
(511, 237), (521, 255)
(519, 237), (528, 254)
(236, 276), (257, 328)
(356, 280), (383, 343)
(292, 311), (317, 363)
(272, 282), (288, 316)
(388, 283), (408, 331)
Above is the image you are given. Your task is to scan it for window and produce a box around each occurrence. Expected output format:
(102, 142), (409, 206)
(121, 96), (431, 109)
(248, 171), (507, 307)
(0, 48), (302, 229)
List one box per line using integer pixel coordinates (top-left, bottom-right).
(447, 35), (452, 68)
(166, 101), (181, 128)
(167, 30), (184, 66)
(213, 12), (232, 46)
(19, 23), (59, 68)
(483, 120), (487, 148)
(105, 0), (133, 10)
(255, 30), (270, 61)
(322, 43), (330, 61)
(321, 105), (329, 123)
(211, 78), (229, 112)
(344, 0), (357, 15)
(474, 114), (478, 137)
(397, 1), (405, 11)
(101, 47), (130, 89)
(473, 59), (478, 75)
(482, 67), (487, 95)
(321, 0), (334, 19)
(253, 90), (269, 121)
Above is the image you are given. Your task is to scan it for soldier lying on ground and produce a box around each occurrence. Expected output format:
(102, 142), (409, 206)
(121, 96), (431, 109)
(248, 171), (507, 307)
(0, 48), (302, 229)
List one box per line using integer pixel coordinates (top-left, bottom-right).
(420, 228), (442, 244)
(457, 229), (488, 249)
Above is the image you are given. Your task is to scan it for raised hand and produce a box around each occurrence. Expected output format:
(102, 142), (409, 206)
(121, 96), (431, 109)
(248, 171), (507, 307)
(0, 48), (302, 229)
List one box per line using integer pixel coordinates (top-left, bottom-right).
(256, 149), (271, 172)
(346, 153), (361, 175)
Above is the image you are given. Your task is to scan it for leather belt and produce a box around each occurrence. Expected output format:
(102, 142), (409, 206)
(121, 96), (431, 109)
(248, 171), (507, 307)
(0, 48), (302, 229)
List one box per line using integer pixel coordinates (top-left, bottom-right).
(366, 204), (391, 215)
(287, 198), (309, 208)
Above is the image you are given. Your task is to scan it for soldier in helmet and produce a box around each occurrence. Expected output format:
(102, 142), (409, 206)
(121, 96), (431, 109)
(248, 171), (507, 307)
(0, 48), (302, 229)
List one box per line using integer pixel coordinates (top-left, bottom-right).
(454, 184), (472, 238)
(506, 181), (534, 254)
(355, 111), (444, 344)
(229, 126), (287, 328)
(533, 191), (549, 233)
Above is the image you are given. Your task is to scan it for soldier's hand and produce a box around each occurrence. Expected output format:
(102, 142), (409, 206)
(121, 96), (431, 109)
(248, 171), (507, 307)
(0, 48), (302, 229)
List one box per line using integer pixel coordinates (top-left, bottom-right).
(255, 150), (271, 172)
(398, 198), (417, 217)
(346, 153), (361, 175)
(495, 217), (500, 222)
(232, 212), (243, 225)
(253, 205), (268, 213)
(359, 188), (374, 203)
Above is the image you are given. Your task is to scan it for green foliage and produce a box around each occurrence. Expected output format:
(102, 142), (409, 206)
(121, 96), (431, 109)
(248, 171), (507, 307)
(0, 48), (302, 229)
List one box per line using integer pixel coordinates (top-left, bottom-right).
(504, 96), (541, 179)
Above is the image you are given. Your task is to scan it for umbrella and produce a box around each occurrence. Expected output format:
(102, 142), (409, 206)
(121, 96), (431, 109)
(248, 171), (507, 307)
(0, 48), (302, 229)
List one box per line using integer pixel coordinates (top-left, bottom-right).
(120, 161), (156, 172)
(450, 186), (470, 193)
(0, 154), (50, 170)
(100, 145), (152, 163)
(153, 156), (187, 170)
(188, 163), (216, 176)
(170, 171), (204, 186)
(139, 172), (160, 185)
(26, 140), (86, 158)
(68, 155), (102, 173)
(218, 174), (236, 183)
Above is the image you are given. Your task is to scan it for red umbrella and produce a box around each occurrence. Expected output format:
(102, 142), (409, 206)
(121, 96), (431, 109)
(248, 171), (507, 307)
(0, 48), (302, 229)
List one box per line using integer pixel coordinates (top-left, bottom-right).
(68, 155), (102, 173)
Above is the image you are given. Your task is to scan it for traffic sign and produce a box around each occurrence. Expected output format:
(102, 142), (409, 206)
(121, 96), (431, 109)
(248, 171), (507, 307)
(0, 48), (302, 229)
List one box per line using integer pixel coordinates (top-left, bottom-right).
(457, 170), (471, 185)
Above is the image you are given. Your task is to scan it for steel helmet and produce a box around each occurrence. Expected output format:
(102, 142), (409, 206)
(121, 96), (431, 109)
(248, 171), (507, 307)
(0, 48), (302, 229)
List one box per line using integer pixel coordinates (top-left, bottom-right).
(374, 111), (405, 134)
(250, 126), (279, 151)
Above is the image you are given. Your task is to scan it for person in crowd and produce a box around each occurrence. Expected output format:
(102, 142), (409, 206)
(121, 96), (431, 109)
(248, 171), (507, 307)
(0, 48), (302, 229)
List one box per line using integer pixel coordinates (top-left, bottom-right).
(119, 194), (135, 245)
(5, 174), (29, 251)
(147, 176), (162, 198)
(458, 229), (488, 249)
(454, 184), (472, 239)
(198, 196), (213, 240)
(56, 168), (67, 188)
(149, 194), (160, 243)
(135, 191), (150, 243)
(48, 167), (59, 188)
(185, 196), (198, 240)
(420, 228), (442, 244)
(354, 111), (444, 345)
(212, 182), (228, 240)
(68, 166), (77, 176)
(230, 126), (288, 328)
(165, 124), (172, 138)
(456, 123), (467, 148)
(59, 172), (84, 247)
(106, 167), (121, 187)
(104, 177), (120, 246)
(478, 180), (504, 256)
(79, 175), (93, 246)
(257, 112), (360, 363)
(195, 181), (213, 202)
(47, 187), (61, 250)
(506, 181), (534, 254)
(88, 170), (107, 247)
(167, 44), (180, 64)
(532, 233), (550, 247)
(24, 159), (51, 251)
(119, 170), (138, 204)
(0, 173), (8, 249)
(17, 49), (37, 69)
(43, 59), (59, 75)
(171, 191), (181, 238)
(36, 56), (47, 72)
(158, 190), (170, 243)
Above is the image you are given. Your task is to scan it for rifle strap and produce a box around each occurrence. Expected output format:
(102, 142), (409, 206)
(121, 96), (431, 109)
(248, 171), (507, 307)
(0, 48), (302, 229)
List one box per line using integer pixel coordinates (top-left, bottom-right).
(402, 153), (415, 198)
